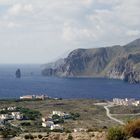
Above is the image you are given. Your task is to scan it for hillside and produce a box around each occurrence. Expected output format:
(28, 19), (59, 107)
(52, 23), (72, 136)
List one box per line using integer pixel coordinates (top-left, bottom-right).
(42, 38), (140, 83)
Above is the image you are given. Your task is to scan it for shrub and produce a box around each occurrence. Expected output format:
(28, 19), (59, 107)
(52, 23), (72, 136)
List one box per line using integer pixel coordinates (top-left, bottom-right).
(67, 134), (73, 140)
(30, 135), (34, 139)
(52, 114), (60, 120)
(70, 112), (80, 120)
(38, 135), (43, 139)
(65, 129), (72, 133)
(24, 135), (30, 139)
(0, 128), (17, 138)
(87, 128), (94, 132)
(20, 122), (31, 126)
(24, 134), (34, 139)
(124, 119), (140, 138)
(17, 107), (41, 120)
(107, 127), (127, 140)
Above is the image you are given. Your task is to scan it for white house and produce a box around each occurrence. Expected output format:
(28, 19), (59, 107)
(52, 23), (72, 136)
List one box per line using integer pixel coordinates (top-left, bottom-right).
(42, 117), (47, 122)
(35, 95), (48, 100)
(113, 98), (139, 106)
(50, 124), (63, 130)
(20, 95), (34, 100)
(0, 114), (10, 120)
(42, 121), (54, 128)
(52, 111), (70, 118)
(7, 107), (16, 111)
(20, 94), (48, 100)
(52, 111), (65, 117)
(11, 112), (23, 120)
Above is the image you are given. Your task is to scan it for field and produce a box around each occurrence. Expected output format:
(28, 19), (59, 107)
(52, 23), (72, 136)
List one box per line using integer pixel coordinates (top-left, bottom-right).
(0, 99), (117, 133)
(109, 105), (140, 123)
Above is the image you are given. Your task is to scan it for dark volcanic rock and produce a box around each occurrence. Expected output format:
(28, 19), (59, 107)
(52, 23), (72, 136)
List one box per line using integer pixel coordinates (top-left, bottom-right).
(15, 69), (21, 78)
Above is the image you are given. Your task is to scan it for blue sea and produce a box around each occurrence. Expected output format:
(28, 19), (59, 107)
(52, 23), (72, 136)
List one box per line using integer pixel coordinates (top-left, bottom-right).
(0, 64), (140, 100)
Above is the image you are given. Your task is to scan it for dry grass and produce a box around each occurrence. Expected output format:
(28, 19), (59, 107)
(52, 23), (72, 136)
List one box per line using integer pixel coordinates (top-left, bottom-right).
(0, 99), (117, 131)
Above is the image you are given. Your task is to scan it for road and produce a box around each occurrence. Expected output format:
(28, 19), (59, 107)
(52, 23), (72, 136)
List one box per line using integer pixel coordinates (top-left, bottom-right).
(104, 105), (125, 125)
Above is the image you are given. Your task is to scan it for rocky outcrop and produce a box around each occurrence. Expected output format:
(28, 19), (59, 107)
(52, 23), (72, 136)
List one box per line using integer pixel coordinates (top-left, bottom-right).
(107, 53), (140, 83)
(42, 38), (140, 83)
(15, 69), (21, 78)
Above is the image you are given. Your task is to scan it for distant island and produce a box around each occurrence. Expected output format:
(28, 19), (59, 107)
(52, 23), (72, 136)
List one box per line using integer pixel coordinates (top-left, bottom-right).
(15, 68), (21, 78)
(42, 38), (140, 84)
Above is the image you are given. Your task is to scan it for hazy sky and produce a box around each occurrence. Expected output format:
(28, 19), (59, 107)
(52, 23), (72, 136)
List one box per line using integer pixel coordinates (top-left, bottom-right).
(0, 0), (140, 64)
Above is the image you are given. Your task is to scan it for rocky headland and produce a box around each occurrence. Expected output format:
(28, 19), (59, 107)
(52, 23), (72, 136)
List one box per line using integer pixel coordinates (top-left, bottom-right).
(42, 38), (140, 84)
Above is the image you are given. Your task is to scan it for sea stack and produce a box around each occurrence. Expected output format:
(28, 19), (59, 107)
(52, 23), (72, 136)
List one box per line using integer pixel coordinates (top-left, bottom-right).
(15, 69), (21, 78)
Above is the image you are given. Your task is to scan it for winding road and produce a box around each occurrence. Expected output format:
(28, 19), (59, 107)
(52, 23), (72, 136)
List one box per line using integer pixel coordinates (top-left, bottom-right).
(104, 105), (125, 125)
(95, 102), (140, 125)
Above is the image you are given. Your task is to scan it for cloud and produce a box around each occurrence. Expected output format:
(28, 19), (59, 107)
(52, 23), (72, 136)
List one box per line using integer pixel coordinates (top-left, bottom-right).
(81, 0), (93, 5)
(0, 20), (21, 29)
(126, 30), (140, 37)
(97, 0), (120, 5)
(62, 25), (96, 42)
(0, 0), (139, 63)
(116, 0), (140, 27)
(8, 3), (33, 16)
(62, 0), (140, 45)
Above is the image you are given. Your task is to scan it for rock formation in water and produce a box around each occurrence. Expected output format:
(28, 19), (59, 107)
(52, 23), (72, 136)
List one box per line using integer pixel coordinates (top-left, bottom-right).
(42, 38), (140, 83)
(15, 69), (21, 78)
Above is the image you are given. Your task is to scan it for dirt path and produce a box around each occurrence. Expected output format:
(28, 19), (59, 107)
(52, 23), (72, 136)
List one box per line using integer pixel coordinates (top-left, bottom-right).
(104, 105), (125, 125)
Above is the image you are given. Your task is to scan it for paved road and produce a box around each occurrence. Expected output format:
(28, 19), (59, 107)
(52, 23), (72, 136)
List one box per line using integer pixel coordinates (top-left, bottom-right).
(104, 105), (125, 125)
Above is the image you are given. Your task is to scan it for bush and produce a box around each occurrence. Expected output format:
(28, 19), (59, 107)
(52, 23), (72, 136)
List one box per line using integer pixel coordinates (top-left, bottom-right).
(0, 128), (17, 138)
(20, 122), (31, 126)
(52, 114), (60, 120)
(24, 134), (34, 139)
(65, 129), (72, 133)
(124, 119), (140, 138)
(107, 127), (127, 140)
(70, 112), (80, 120)
(38, 135), (43, 139)
(67, 134), (73, 140)
(17, 107), (41, 120)
(24, 135), (30, 139)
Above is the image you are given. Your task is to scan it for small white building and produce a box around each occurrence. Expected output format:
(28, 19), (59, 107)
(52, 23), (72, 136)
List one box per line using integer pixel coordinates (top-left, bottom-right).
(20, 95), (34, 100)
(35, 95), (48, 100)
(132, 101), (140, 106)
(0, 114), (10, 120)
(11, 112), (23, 120)
(42, 121), (54, 128)
(52, 111), (70, 118)
(52, 111), (65, 117)
(20, 94), (48, 100)
(7, 107), (16, 111)
(50, 124), (63, 130)
(113, 98), (139, 106)
(42, 117), (47, 122)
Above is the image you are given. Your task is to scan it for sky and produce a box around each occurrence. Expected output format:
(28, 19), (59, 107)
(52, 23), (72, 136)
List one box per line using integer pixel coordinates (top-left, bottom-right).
(0, 0), (140, 64)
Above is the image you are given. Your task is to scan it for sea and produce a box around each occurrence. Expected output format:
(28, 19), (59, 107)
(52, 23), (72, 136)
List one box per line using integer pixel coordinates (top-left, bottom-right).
(0, 64), (140, 100)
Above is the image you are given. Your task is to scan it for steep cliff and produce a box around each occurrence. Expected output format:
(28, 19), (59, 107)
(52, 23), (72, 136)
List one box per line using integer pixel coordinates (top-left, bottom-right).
(42, 38), (140, 83)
